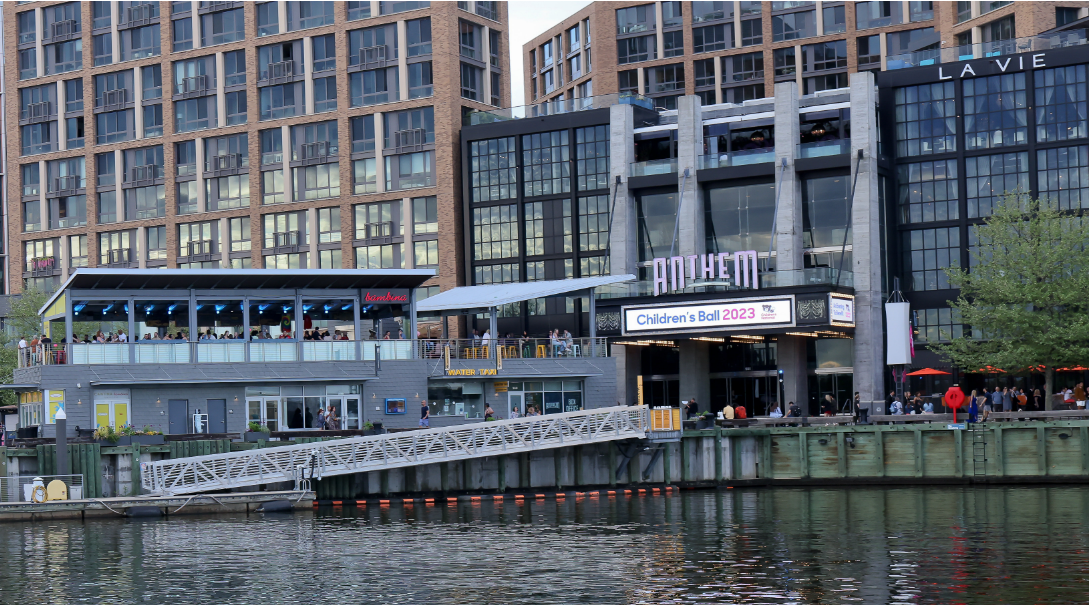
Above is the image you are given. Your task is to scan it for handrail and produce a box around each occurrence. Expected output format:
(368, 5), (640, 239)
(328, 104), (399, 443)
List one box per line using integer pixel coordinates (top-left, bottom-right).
(142, 405), (649, 495)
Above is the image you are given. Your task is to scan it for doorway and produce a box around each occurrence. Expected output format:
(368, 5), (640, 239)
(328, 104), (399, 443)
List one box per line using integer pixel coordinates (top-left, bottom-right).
(168, 399), (189, 434)
(328, 395), (362, 429)
(206, 399), (227, 433)
(813, 372), (854, 415)
(246, 396), (280, 431)
(508, 392), (524, 418)
(94, 400), (130, 429)
(710, 373), (779, 415)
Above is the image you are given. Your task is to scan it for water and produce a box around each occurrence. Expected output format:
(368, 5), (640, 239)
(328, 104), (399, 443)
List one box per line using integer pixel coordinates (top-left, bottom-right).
(2, 486), (1089, 604)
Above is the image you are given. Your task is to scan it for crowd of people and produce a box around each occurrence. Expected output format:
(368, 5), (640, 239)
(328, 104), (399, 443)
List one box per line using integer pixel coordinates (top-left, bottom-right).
(466, 329), (579, 357)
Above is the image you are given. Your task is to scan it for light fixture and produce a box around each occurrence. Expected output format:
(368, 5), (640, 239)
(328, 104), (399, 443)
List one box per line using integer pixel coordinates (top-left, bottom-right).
(156, 398), (161, 405)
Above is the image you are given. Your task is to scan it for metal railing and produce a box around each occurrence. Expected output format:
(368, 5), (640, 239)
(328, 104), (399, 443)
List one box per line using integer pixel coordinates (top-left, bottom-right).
(273, 230), (301, 248)
(126, 3), (157, 26)
(186, 240), (214, 259)
(359, 45), (388, 66)
(299, 141), (332, 162)
(53, 175), (83, 193)
(393, 128), (427, 151)
(1, 475), (85, 503)
(30, 256), (58, 277)
(798, 139), (850, 159)
(22, 101), (53, 122)
(361, 221), (396, 240)
(99, 89), (128, 109)
(415, 337), (610, 360)
(887, 29), (1088, 70)
(698, 148), (775, 169)
(208, 153), (244, 172)
(142, 406), (649, 495)
(105, 248), (133, 265)
(178, 74), (211, 95)
(130, 164), (162, 183)
(630, 158), (677, 177)
(50, 19), (78, 39)
(466, 92), (655, 125)
(265, 60), (294, 81)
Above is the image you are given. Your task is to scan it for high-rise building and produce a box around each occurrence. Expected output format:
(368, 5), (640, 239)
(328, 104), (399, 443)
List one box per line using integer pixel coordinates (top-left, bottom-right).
(524, 1), (1089, 109)
(4, 1), (510, 308)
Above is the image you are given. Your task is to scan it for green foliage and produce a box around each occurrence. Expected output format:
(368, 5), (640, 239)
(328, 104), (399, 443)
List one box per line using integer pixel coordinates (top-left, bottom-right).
(93, 425), (121, 443)
(247, 421), (270, 433)
(7, 289), (48, 340)
(932, 193), (1089, 395)
(363, 421), (374, 430)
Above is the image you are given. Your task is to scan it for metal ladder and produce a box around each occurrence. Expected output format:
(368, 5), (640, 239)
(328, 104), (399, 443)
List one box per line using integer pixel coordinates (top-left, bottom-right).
(970, 423), (987, 476)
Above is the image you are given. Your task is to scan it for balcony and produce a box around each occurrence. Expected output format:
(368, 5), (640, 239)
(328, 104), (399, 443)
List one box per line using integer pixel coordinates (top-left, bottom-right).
(359, 46), (388, 67)
(264, 60), (295, 83)
(465, 92), (655, 125)
(361, 221), (396, 243)
(207, 153), (244, 173)
(393, 128), (427, 152)
(199, 1), (243, 14)
(185, 240), (215, 261)
(22, 101), (54, 124)
(698, 148), (776, 169)
(272, 230), (301, 253)
(130, 165), (163, 184)
(299, 141), (333, 164)
(53, 175), (84, 193)
(49, 19), (79, 41)
(887, 29), (1088, 70)
(98, 89), (129, 110)
(105, 248), (134, 266)
(124, 3), (158, 28)
(630, 158), (677, 177)
(177, 74), (212, 96)
(30, 256), (58, 277)
(797, 140), (850, 159)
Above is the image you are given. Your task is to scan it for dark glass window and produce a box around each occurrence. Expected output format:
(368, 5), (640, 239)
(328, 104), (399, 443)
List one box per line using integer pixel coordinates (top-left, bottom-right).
(705, 182), (775, 254)
(965, 152), (1029, 218)
(741, 19), (763, 46)
(1038, 145), (1089, 210)
(694, 24), (732, 53)
(576, 126), (610, 191)
(823, 4), (846, 33)
(472, 204), (518, 260)
(524, 199), (572, 256)
(522, 131), (570, 197)
(893, 82), (956, 157)
(802, 174), (850, 248)
(772, 10), (815, 42)
(470, 137), (518, 202)
(578, 194), (610, 252)
(1035, 65), (1088, 143)
(897, 160), (959, 223)
(963, 73), (1027, 150)
(904, 227), (959, 291)
(618, 35), (656, 64)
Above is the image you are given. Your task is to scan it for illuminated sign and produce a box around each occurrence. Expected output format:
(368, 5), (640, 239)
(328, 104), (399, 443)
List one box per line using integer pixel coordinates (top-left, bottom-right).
(622, 296), (794, 335)
(445, 368), (499, 376)
(829, 294), (855, 326)
(362, 289), (410, 303)
(652, 251), (759, 296)
(936, 53), (1046, 80)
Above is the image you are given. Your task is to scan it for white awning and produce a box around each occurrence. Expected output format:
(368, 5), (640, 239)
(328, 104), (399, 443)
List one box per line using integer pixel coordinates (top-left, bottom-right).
(417, 275), (637, 312)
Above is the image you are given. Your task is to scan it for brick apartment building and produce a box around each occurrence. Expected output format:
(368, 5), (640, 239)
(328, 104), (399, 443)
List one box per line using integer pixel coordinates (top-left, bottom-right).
(5, 0), (510, 313)
(524, 1), (1089, 109)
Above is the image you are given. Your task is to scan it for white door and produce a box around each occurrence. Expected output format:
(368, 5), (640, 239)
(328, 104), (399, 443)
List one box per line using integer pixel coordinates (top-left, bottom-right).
(246, 397), (280, 431)
(508, 393), (524, 419)
(330, 396), (362, 429)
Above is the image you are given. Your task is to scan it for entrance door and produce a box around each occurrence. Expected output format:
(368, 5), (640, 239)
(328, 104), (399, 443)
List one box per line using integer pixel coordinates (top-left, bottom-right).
(246, 397), (280, 431)
(508, 392), (524, 418)
(206, 399), (227, 433)
(168, 399), (189, 434)
(817, 373), (854, 414)
(329, 396), (362, 429)
(94, 401), (130, 429)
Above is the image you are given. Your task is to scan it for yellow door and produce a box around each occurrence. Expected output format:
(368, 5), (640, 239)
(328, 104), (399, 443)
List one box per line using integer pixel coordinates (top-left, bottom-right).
(113, 403), (129, 428)
(95, 404), (111, 429)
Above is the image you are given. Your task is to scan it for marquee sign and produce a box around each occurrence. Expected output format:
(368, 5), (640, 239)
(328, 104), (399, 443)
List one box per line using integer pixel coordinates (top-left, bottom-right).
(829, 293), (855, 327)
(362, 289), (410, 303)
(622, 295), (794, 336)
(652, 250), (759, 296)
(935, 53), (1047, 80)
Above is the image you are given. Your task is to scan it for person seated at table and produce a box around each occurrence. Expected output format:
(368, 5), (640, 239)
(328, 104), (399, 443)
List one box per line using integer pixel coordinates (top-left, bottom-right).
(551, 329), (568, 356)
(787, 402), (801, 418)
(735, 405), (747, 419)
(769, 402), (784, 418)
(922, 399), (934, 414)
(562, 330), (574, 355)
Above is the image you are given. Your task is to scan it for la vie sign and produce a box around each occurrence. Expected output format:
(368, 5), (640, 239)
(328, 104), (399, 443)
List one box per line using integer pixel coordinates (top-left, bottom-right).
(937, 53), (1047, 80)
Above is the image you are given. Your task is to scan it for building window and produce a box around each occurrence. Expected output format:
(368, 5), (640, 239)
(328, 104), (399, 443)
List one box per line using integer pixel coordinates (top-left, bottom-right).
(474, 263), (519, 284)
(23, 201), (42, 232)
(910, 1), (934, 22)
(914, 308), (964, 343)
(522, 131), (570, 197)
(1036, 65), (1088, 143)
(636, 192), (678, 268)
(177, 181), (198, 214)
(230, 217), (252, 252)
(125, 185), (166, 220)
(823, 4), (846, 33)
(704, 182), (775, 254)
(381, 1), (431, 16)
(894, 82), (956, 157)
(898, 159), (959, 223)
(459, 20), (482, 60)
(94, 33), (113, 66)
(694, 24), (732, 53)
(692, 1), (728, 23)
(414, 240), (439, 267)
(409, 62), (434, 99)
(23, 164), (41, 197)
(355, 200), (402, 239)
(256, 3), (279, 36)
(351, 69), (399, 107)
(99, 231), (132, 266)
(260, 128), (283, 165)
(311, 34), (336, 73)
(293, 164), (340, 201)
(473, 204), (518, 260)
(856, 1), (903, 30)
(773, 47), (796, 78)
(408, 18), (432, 56)
(316, 207), (341, 243)
(858, 35), (881, 68)
(802, 40), (847, 72)
(313, 77), (337, 113)
(887, 27), (939, 58)
(524, 199), (572, 256)
(289, 1), (335, 31)
(802, 174), (850, 248)
(19, 49), (38, 80)
(18, 10), (36, 44)
(964, 73), (1027, 150)
(904, 227), (959, 291)
(175, 98), (216, 133)
(206, 175), (250, 210)
(741, 19), (763, 46)
(50, 195), (87, 230)
(966, 152), (1029, 218)
(662, 31), (684, 58)
(576, 126), (610, 191)
(385, 151), (433, 191)
(460, 63), (483, 101)
(147, 226), (167, 261)
(45, 40), (84, 76)
(772, 10), (816, 42)
(353, 159), (377, 194)
(617, 35), (656, 64)
(616, 5), (656, 34)
(201, 8), (244, 46)
(224, 50), (247, 86)
(263, 212), (308, 248)
(180, 223), (217, 263)
(413, 196), (438, 234)
(578, 194), (610, 252)
(120, 24), (160, 61)
(1056, 7), (1081, 27)
(96, 111), (134, 145)
(471, 137), (518, 202)
(262, 170), (285, 205)
(355, 245), (402, 269)
(1039, 145), (1089, 211)
(982, 15), (1015, 43)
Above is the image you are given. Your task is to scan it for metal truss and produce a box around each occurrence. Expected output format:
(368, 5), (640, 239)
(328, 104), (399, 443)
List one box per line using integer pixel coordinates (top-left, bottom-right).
(142, 406), (649, 496)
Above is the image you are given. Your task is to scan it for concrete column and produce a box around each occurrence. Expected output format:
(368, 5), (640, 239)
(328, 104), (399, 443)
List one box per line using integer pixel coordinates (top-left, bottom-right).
(280, 125), (293, 203)
(35, 8), (45, 79)
(654, 2), (665, 59)
(374, 112), (386, 192)
(971, 2), (981, 19)
(815, 1), (824, 34)
(192, 7), (202, 49)
(136, 226), (147, 268)
(219, 217), (230, 268)
(713, 57), (723, 104)
(302, 36), (315, 114)
(676, 96), (705, 259)
(849, 72), (884, 410)
(733, 1), (742, 46)
(56, 81), (67, 152)
(194, 137), (207, 213)
(636, 68), (646, 95)
(971, 26), (982, 57)
(901, 1), (911, 23)
(370, 1), (380, 18)
(778, 335), (808, 415)
(59, 235), (69, 277)
(113, 150), (124, 219)
(277, 1), (288, 33)
(678, 341), (710, 409)
(215, 52), (226, 126)
(397, 20), (410, 101)
(133, 66), (144, 136)
(614, 343), (642, 406)
(793, 45), (803, 90)
(773, 81), (803, 274)
(879, 32), (888, 71)
(307, 208), (319, 268)
(482, 26), (492, 104)
(402, 197), (414, 268)
(109, 2), (120, 60)
(608, 104), (636, 275)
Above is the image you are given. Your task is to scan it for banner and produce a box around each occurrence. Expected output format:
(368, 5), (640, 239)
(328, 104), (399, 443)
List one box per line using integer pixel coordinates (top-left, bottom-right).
(886, 302), (912, 365)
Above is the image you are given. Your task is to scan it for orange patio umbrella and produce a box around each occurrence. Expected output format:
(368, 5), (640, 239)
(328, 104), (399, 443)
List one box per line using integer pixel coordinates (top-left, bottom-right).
(977, 366), (1006, 373)
(906, 368), (952, 376)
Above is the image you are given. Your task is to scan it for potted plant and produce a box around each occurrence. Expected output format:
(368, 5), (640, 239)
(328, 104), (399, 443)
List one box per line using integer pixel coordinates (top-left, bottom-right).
(130, 425), (165, 445)
(362, 421), (375, 436)
(93, 425), (121, 445)
(245, 421), (270, 442)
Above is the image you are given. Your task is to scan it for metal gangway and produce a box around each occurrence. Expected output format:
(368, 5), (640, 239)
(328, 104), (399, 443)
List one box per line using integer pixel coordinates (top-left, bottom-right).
(141, 406), (649, 496)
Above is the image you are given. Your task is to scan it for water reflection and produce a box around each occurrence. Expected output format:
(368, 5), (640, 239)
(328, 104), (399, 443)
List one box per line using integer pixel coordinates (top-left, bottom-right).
(2, 486), (1089, 603)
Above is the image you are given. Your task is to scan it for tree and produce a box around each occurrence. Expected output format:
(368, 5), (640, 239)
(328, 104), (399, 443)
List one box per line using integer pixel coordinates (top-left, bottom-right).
(7, 288), (48, 341)
(932, 193), (1089, 404)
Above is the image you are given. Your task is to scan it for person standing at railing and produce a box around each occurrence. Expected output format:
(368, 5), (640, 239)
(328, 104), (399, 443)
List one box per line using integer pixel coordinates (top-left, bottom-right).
(562, 330), (573, 356)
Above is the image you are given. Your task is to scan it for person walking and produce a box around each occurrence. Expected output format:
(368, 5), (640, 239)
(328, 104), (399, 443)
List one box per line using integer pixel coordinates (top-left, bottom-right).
(1032, 388), (1044, 411)
(484, 404), (495, 421)
(981, 387), (993, 422)
(420, 401), (430, 428)
(316, 407), (326, 430)
(1075, 383), (1087, 411)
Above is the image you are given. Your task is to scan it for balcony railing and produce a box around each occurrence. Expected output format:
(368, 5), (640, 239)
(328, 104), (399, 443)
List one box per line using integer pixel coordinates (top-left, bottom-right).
(264, 60), (294, 82)
(126, 3), (157, 26)
(53, 175), (83, 193)
(130, 165), (163, 183)
(50, 19), (78, 40)
(273, 231), (301, 250)
(22, 101), (53, 123)
(393, 128), (427, 152)
(99, 89), (128, 110)
(359, 46), (388, 66)
(177, 74), (211, 95)
(361, 221), (395, 241)
(466, 92), (655, 125)
(208, 153), (244, 172)
(30, 256), (58, 277)
(185, 240), (214, 259)
(698, 148), (776, 169)
(798, 140), (850, 159)
(105, 248), (133, 265)
(887, 29), (1088, 70)
(630, 158), (677, 177)
(299, 141), (333, 163)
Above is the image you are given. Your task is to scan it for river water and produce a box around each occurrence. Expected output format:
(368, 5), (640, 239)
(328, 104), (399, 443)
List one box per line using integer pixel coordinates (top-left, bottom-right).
(2, 485), (1088, 604)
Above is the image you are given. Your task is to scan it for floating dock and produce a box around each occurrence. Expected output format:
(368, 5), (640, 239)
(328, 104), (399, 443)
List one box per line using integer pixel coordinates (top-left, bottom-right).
(0, 490), (313, 522)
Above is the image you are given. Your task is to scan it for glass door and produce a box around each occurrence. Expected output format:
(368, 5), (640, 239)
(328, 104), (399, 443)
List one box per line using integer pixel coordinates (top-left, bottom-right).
(508, 392), (523, 418)
(246, 396), (280, 430)
(332, 396), (362, 429)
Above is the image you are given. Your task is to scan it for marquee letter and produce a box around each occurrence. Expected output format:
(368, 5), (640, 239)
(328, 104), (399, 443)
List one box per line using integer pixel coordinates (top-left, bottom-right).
(996, 58), (1012, 72)
(717, 253), (731, 282)
(686, 255), (699, 282)
(734, 250), (759, 289)
(700, 254), (716, 280)
(960, 64), (976, 78)
(938, 67), (952, 81)
(670, 256), (686, 292)
(653, 258), (668, 296)
(1033, 53), (1046, 68)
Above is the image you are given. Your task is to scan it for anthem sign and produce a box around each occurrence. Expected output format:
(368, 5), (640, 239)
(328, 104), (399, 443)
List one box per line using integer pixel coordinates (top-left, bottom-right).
(622, 295), (795, 336)
(652, 250), (759, 296)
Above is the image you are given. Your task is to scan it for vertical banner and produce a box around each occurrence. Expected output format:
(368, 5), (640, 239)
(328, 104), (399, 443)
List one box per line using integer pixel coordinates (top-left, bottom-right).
(885, 302), (912, 365)
(45, 390), (65, 424)
(637, 375), (644, 406)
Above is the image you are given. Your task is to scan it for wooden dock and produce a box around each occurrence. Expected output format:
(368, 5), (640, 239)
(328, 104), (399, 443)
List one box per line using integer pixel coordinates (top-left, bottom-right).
(0, 490), (313, 523)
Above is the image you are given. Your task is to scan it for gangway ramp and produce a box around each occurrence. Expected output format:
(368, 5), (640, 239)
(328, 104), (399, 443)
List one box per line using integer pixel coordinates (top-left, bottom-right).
(142, 406), (649, 496)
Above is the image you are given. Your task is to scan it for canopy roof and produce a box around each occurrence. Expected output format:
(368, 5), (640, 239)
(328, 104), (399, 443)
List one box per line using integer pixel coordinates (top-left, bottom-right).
(417, 275), (636, 312)
(40, 268), (436, 316)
